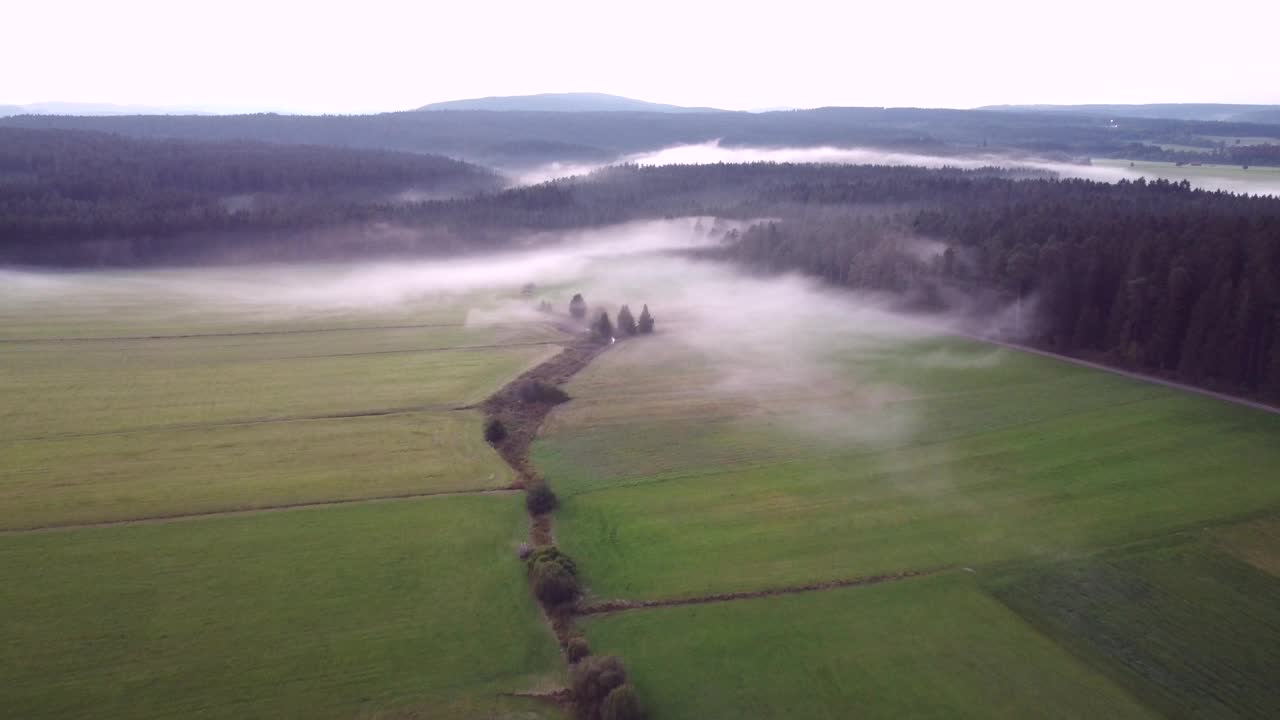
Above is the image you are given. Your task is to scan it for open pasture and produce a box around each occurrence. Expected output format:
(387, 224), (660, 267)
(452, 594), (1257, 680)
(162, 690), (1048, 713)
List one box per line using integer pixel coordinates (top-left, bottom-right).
(0, 496), (563, 720)
(0, 280), (563, 527)
(1095, 158), (1280, 194)
(536, 319), (1280, 717)
(583, 572), (1158, 720)
(990, 532), (1280, 719)
(0, 266), (570, 717)
(536, 336), (1280, 599)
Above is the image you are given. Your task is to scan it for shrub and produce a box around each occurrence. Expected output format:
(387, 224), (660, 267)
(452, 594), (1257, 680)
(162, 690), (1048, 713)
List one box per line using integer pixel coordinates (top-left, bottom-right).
(601, 685), (644, 720)
(565, 637), (591, 663)
(571, 655), (628, 706)
(526, 484), (558, 515)
(531, 559), (579, 605)
(484, 417), (507, 443)
(569, 293), (587, 319)
(519, 380), (570, 404)
(525, 545), (577, 577)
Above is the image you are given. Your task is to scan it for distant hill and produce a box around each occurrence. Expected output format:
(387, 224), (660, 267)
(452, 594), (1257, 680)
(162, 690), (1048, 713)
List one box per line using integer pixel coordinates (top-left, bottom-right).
(0, 105), (21, 117)
(980, 103), (1280, 124)
(416, 92), (725, 113)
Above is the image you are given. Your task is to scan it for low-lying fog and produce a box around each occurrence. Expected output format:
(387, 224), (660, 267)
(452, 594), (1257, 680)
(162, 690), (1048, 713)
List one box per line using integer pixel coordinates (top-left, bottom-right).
(515, 140), (1280, 196)
(2, 218), (983, 449)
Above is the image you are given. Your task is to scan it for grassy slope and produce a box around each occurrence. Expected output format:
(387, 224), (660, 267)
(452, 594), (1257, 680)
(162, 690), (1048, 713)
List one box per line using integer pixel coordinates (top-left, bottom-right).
(990, 536), (1280, 719)
(584, 572), (1158, 720)
(0, 496), (562, 720)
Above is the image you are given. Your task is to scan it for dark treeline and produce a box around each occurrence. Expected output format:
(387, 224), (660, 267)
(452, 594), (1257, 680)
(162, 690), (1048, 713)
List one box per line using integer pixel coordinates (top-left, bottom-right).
(5, 107), (1280, 169)
(1118, 141), (1280, 168)
(715, 171), (1280, 402)
(0, 128), (500, 263)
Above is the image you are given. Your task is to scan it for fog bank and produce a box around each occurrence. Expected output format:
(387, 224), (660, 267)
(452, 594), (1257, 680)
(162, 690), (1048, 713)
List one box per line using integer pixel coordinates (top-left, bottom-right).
(515, 140), (1280, 196)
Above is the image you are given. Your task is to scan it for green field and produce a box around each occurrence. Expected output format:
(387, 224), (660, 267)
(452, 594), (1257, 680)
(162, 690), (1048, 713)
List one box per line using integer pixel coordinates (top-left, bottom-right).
(0, 497), (562, 720)
(6, 257), (1280, 719)
(0, 271), (568, 719)
(584, 573), (1159, 719)
(991, 536), (1280, 719)
(537, 337), (1280, 599)
(535, 324), (1280, 717)
(1095, 158), (1280, 194)
(0, 286), (562, 528)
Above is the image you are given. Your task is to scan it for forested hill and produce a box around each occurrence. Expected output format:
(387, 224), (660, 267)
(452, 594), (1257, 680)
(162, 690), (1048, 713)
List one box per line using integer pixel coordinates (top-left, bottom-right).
(0, 128), (501, 263)
(6, 107), (1280, 169)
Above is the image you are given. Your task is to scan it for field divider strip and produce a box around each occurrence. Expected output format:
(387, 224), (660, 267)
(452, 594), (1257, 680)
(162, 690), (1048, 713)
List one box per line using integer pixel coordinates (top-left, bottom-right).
(575, 567), (948, 616)
(0, 487), (520, 535)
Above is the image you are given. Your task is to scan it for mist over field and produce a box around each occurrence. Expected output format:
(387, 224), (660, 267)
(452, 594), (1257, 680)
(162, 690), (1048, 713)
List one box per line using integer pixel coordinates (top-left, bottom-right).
(1, 216), (969, 447)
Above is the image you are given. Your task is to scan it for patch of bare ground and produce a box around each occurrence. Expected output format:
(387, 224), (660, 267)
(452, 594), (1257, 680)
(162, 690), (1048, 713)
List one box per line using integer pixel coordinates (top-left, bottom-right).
(576, 568), (946, 616)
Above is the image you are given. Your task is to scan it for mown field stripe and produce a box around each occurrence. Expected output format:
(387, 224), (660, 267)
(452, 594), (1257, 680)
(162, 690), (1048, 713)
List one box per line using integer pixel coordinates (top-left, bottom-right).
(8, 403), (481, 442)
(0, 321), (546, 343)
(576, 568), (946, 616)
(0, 487), (520, 535)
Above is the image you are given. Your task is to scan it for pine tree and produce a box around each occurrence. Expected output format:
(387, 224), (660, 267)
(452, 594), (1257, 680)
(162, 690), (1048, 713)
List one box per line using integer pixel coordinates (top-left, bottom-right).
(616, 305), (637, 336)
(637, 305), (654, 334)
(594, 311), (614, 342)
(569, 293), (587, 320)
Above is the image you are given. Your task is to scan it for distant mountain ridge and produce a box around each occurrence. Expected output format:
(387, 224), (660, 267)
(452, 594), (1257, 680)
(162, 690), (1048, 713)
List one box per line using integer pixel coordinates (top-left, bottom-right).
(0, 101), (291, 117)
(416, 92), (726, 113)
(981, 103), (1280, 124)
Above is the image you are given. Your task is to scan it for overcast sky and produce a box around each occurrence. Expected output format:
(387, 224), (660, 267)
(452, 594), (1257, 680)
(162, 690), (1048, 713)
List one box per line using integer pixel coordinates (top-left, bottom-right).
(5, 0), (1278, 113)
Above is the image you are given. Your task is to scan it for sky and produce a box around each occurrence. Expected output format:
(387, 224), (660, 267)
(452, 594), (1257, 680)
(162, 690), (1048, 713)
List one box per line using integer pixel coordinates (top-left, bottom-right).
(5, 0), (1278, 114)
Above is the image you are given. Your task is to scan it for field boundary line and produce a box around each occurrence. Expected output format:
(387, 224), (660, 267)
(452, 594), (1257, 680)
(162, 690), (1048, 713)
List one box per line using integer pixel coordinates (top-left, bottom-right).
(10, 403), (481, 442)
(576, 568), (946, 616)
(0, 321), (547, 344)
(277, 339), (564, 360)
(0, 487), (520, 535)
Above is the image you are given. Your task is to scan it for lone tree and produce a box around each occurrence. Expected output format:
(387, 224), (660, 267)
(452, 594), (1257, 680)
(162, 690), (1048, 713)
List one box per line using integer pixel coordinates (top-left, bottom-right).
(594, 311), (614, 343)
(569, 293), (587, 320)
(637, 305), (654, 334)
(616, 305), (637, 336)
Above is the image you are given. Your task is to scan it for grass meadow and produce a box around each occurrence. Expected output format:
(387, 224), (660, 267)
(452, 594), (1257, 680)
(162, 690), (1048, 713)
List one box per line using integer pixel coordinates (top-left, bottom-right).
(0, 497), (563, 720)
(536, 332), (1280, 718)
(0, 274), (568, 718)
(584, 572), (1159, 720)
(5, 255), (1280, 719)
(1094, 158), (1280, 194)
